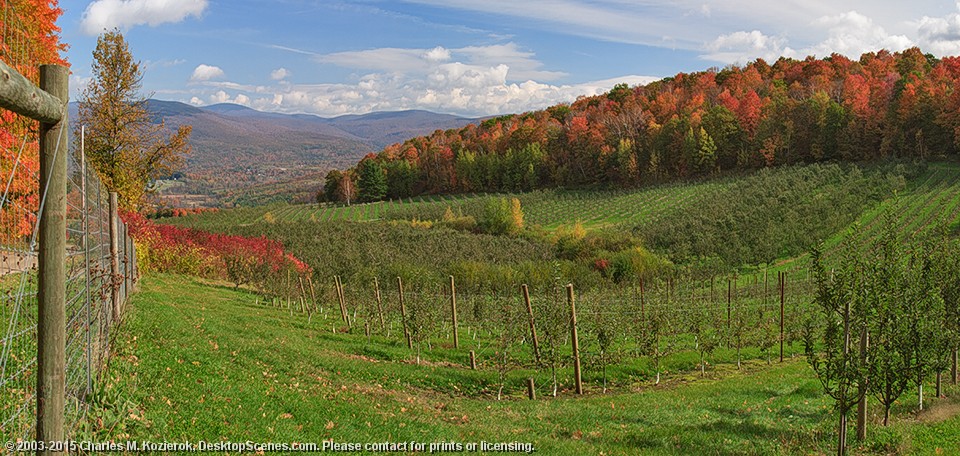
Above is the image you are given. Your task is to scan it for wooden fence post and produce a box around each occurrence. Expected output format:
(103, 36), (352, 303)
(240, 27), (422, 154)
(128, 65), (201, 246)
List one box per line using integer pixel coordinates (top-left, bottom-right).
(856, 329), (869, 441)
(374, 277), (385, 331)
(469, 350), (476, 370)
(307, 276), (318, 313)
(335, 276), (350, 328)
(568, 284), (583, 395)
(780, 271), (785, 363)
(109, 192), (120, 322)
(397, 277), (412, 349)
(298, 277), (307, 314)
(521, 284), (540, 362)
(527, 378), (536, 400)
(36, 64), (68, 455)
(640, 278), (645, 322)
(124, 223), (132, 301)
(450, 275), (459, 349)
(726, 278), (732, 330)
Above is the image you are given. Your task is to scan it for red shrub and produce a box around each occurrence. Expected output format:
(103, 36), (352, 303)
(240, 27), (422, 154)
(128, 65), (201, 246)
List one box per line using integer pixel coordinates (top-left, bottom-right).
(121, 210), (311, 292)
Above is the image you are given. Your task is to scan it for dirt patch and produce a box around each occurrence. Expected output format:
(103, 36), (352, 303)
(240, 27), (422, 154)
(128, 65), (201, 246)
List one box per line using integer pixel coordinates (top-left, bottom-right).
(917, 398), (960, 423)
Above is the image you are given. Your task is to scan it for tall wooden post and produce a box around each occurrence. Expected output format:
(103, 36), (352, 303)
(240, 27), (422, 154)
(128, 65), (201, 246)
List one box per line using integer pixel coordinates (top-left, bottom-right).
(124, 223), (132, 300)
(521, 284), (540, 362)
(780, 271), (785, 363)
(639, 278), (645, 322)
(449, 275), (459, 349)
(37, 64), (68, 455)
(763, 269), (768, 306)
(469, 350), (476, 370)
(568, 284), (583, 395)
(307, 276), (318, 313)
(298, 277), (307, 314)
(856, 329), (869, 440)
(726, 278), (732, 329)
(397, 277), (411, 349)
(527, 378), (536, 400)
(374, 277), (385, 331)
(335, 276), (350, 328)
(109, 192), (120, 322)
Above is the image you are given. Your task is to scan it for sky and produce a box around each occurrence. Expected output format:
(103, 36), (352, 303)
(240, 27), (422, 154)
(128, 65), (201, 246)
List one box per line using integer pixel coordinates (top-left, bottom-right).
(60, 0), (960, 118)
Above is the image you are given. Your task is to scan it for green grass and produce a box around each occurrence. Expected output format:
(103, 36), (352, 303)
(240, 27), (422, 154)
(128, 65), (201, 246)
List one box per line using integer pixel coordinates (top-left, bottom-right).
(99, 274), (960, 455)
(164, 178), (724, 233)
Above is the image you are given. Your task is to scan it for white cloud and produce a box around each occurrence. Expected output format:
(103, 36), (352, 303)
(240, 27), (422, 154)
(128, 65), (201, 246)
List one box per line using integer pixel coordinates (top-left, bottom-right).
(69, 74), (93, 99)
(144, 58), (187, 70)
(179, 68), (658, 117)
(805, 11), (912, 57)
(405, 1), (960, 63)
(190, 64), (224, 82)
(703, 30), (792, 63)
(270, 68), (290, 80)
(234, 71), (657, 117)
(702, 10), (915, 64)
(317, 42), (566, 82)
(80, 0), (207, 35)
(915, 3), (960, 55)
(180, 38), (659, 117)
(199, 90), (253, 106)
(422, 46), (451, 62)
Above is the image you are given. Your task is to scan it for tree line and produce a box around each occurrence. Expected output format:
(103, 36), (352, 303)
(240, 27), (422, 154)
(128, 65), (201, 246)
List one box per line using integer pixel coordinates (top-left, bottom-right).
(322, 47), (960, 203)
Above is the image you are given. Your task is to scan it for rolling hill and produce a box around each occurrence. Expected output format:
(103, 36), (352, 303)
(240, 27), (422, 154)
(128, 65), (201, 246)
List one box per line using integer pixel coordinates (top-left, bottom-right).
(68, 100), (479, 206)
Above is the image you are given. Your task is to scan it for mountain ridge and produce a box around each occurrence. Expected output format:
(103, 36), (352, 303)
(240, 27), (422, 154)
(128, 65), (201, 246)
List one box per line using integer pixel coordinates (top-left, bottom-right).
(67, 99), (480, 206)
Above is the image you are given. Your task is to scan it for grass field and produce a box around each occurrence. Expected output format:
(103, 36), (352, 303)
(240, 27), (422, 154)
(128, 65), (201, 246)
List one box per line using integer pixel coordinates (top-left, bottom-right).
(96, 274), (960, 455)
(166, 178), (726, 232)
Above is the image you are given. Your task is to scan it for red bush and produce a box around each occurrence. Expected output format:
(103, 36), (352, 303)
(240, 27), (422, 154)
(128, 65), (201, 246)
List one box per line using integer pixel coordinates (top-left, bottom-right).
(122, 210), (311, 292)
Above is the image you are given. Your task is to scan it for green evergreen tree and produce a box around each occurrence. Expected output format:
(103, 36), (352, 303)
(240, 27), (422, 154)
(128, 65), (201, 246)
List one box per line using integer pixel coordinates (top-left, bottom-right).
(357, 159), (387, 202)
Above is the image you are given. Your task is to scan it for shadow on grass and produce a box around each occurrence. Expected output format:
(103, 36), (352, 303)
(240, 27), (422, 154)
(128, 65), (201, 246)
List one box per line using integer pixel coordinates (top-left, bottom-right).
(619, 417), (810, 455)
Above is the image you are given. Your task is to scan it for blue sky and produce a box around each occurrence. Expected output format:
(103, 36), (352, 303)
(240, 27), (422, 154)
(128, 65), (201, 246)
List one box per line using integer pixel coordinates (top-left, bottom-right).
(61, 1), (960, 118)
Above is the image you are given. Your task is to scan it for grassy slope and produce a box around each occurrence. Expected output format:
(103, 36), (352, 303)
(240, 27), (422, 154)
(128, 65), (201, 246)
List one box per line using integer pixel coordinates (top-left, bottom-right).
(105, 274), (960, 455)
(166, 178), (723, 232)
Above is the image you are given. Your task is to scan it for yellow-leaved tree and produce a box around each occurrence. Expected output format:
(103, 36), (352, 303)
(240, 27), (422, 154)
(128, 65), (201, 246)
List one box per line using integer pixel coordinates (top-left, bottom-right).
(75, 29), (191, 211)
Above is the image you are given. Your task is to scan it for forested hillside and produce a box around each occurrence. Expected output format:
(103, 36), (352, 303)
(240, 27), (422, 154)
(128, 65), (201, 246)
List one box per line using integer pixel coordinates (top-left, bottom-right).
(327, 48), (960, 202)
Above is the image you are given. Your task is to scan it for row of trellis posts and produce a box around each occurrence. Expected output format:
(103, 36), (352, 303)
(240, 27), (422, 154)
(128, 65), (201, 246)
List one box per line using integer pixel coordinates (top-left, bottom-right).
(271, 269), (795, 400)
(0, 60), (139, 449)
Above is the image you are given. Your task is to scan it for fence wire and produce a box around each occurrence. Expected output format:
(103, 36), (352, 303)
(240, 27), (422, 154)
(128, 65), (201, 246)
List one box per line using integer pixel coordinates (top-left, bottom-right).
(0, 1), (138, 443)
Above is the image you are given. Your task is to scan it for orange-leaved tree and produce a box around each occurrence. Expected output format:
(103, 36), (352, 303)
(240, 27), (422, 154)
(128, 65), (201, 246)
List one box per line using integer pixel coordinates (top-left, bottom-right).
(75, 29), (191, 211)
(0, 0), (68, 244)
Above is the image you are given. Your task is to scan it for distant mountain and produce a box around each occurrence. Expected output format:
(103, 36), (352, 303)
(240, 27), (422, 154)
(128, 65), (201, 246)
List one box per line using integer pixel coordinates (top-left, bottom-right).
(201, 103), (476, 149)
(325, 110), (476, 149)
(68, 100), (479, 206)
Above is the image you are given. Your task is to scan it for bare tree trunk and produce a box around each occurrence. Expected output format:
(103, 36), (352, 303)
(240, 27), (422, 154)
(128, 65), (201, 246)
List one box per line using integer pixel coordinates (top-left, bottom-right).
(837, 411), (847, 456)
(856, 329), (869, 441)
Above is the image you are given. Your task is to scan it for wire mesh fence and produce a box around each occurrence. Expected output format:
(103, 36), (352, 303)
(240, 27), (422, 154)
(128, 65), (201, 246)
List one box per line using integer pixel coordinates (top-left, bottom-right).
(0, 1), (138, 442)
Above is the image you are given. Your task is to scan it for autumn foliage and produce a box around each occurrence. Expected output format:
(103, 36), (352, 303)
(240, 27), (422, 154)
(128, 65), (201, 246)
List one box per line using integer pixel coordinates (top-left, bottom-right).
(122, 211), (311, 293)
(341, 48), (960, 200)
(0, 0), (67, 243)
